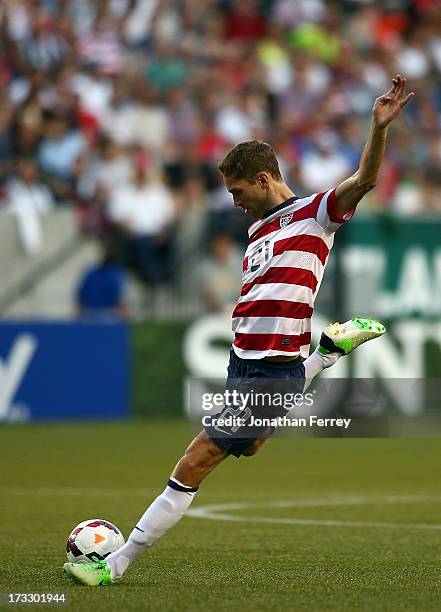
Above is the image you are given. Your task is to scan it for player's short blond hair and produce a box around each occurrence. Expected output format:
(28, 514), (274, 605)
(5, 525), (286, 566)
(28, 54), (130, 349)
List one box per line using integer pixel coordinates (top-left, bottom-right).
(218, 140), (282, 182)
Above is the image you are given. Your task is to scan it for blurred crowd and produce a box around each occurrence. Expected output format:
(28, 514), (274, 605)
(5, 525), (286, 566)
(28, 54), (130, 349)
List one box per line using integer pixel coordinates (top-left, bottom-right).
(0, 0), (440, 308)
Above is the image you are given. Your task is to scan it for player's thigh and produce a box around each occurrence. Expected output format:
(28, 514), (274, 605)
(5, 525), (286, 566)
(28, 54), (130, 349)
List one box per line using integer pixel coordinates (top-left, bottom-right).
(172, 431), (229, 486)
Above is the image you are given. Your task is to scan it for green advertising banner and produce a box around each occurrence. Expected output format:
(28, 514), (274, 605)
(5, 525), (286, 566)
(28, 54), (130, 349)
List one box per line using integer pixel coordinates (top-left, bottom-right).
(339, 218), (441, 320)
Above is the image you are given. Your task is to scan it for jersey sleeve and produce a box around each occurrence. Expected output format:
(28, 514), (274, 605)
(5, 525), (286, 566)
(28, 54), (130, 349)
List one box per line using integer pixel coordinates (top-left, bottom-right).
(315, 188), (357, 233)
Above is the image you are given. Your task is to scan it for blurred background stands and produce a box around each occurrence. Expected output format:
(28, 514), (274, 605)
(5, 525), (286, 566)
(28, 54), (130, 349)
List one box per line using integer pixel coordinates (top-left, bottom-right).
(0, 0), (439, 319)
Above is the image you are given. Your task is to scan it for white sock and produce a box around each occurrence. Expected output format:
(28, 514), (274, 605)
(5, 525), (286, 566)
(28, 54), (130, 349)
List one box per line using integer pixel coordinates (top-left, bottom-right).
(106, 477), (198, 580)
(303, 347), (341, 392)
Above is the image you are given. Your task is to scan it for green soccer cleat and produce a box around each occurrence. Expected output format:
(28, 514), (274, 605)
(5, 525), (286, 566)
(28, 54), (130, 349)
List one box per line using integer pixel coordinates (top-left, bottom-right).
(63, 559), (114, 586)
(319, 317), (386, 355)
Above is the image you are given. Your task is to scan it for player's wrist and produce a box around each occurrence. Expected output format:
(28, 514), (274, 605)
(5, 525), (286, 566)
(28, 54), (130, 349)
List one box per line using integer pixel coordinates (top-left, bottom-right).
(371, 117), (389, 132)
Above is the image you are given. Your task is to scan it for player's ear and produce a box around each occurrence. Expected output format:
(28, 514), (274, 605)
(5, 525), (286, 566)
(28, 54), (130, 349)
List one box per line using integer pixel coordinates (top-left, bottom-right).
(257, 173), (269, 189)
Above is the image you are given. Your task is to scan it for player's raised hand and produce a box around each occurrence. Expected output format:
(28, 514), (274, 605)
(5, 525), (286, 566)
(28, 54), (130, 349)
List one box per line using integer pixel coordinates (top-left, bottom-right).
(372, 75), (414, 129)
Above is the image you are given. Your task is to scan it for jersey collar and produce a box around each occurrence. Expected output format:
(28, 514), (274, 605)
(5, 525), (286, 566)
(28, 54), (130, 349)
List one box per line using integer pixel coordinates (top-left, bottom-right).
(261, 196), (298, 220)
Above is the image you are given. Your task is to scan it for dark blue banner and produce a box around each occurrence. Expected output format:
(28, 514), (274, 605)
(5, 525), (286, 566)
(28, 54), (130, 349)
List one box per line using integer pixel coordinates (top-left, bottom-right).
(0, 321), (130, 422)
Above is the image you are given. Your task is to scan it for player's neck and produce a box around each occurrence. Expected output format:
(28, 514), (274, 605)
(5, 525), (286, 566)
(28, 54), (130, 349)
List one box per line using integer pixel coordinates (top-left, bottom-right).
(263, 183), (296, 217)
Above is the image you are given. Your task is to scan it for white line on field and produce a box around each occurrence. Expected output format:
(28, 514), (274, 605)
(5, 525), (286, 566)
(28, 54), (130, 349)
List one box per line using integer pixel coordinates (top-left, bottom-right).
(187, 495), (441, 531)
(3, 488), (441, 531)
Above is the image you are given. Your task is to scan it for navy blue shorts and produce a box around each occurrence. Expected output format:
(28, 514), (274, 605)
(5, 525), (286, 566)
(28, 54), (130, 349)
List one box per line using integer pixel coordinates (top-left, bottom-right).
(204, 348), (305, 458)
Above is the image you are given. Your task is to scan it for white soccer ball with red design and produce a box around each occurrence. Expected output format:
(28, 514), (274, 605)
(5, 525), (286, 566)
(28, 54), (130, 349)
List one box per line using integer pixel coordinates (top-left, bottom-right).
(66, 518), (125, 563)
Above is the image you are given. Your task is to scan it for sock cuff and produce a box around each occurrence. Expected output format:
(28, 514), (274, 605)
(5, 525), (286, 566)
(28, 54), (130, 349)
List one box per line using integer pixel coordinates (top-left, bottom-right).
(319, 332), (345, 355)
(167, 477), (198, 493)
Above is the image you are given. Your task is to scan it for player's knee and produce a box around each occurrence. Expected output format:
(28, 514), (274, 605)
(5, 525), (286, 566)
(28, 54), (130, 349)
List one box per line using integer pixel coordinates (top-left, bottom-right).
(242, 441), (260, 457)
(205, 436), (227, 459)
(242, 448), (257, 457)
(242, 435), (269, 456)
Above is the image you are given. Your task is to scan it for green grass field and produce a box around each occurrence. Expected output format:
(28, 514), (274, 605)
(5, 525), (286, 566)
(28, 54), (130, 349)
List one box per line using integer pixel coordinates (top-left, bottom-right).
(1, 421), (440, 611)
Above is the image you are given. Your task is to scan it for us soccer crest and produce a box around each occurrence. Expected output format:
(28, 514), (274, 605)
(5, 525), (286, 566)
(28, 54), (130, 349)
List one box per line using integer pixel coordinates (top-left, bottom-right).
(280, 212), (293, 228)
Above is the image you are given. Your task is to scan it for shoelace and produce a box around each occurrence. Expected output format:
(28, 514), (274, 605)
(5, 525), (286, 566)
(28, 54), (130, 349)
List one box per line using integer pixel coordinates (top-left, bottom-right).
(90, 557), (109, 570)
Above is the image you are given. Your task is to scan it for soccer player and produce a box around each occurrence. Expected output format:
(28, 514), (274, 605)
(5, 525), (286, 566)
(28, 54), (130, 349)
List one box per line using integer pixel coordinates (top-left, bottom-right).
(64, 75), (414, 585)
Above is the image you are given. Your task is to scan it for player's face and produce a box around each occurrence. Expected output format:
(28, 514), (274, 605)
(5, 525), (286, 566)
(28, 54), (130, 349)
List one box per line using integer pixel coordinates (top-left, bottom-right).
(223, 176), (268, 219)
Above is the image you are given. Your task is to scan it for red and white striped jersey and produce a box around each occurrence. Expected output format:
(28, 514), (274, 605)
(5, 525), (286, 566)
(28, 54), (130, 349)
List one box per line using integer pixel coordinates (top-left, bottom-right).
(232, 188), (355, 360)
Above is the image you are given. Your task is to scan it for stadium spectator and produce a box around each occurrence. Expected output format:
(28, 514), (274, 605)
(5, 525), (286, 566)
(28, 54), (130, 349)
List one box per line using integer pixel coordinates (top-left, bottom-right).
(4, 156), (54, 254)
(299, 130), (351, 193)
(76, 236), (128, 319)
(18, 8), (69, 71)
(146, 40), (188, 92)
(128, 83), (171, 151)
(200, 233), (243, 314)
(77, 137), (134, 201)
(107, 151), (175, 287)
(70, 64), (114, 128)
(223, 0), (267, 43)
(37, 112), (85, 200)
(77, 13), (123, 75)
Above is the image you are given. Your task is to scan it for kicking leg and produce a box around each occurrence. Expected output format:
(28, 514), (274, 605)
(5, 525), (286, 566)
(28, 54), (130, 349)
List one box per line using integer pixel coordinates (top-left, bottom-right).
(303, 317), (386, 391)
(64, 432), (229, 585)
(106, 432), (228, 580)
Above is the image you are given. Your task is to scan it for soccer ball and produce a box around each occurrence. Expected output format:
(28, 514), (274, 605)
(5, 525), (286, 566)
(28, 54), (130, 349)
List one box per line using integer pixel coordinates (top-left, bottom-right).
(66, 518), (124, 564)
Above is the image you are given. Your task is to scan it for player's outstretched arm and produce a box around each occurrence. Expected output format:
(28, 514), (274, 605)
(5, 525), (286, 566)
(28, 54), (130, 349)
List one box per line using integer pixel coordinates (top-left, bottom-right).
(334, 74), (415, 215)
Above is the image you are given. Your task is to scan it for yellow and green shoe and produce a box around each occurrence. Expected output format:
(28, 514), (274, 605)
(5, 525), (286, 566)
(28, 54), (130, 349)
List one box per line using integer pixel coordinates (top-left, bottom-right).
(63, 559), (114, 586)
(319, 317), (386, 355)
